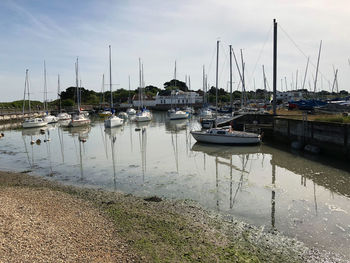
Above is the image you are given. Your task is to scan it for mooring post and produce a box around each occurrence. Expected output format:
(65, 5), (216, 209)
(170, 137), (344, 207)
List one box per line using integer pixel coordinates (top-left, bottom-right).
(273, 19), (277, 115)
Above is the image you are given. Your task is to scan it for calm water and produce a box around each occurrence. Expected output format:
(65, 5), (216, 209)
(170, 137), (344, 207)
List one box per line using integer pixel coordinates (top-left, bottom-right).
(0, 112), (350, 257)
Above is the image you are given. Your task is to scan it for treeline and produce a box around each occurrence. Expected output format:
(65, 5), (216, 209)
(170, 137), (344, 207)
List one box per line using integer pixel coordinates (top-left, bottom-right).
(1, 80), (349, 109)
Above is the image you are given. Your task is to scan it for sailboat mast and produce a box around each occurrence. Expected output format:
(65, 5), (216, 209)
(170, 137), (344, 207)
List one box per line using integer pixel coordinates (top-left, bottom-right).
(202, 65), (205, 104)
(44, 60), (47, 112)
(302, 57), (310, 90)
(314, 40), (322, 94)
(58, 74), (61, 112)
(138, 58), (141, 110)
(75, 57), (80, 112)
(240, 49), (245, 107)
(109, 45), (113, 111)
(128, 75), (131, 104)
(142, 63), (144, 108)
(215, 40), (219, 118)
(229, 45), (233, 110)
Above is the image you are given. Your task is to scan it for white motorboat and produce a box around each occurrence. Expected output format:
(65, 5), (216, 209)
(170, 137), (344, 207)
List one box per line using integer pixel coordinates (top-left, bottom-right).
(168, 109), (189, 120)
(23, 117), (48, 128)
(69, 114), (91, 127)
(135, 109), (152, 122)
(191, 128), (261, 145)
(105, 114), (123, 128)
(44, 114), (58, 124)
(57, 112), (72, 120)
(126, 108), (136, 115)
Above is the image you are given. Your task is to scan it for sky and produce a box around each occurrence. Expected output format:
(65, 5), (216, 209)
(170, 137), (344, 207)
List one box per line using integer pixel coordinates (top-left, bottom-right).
(0, 0), (350, 102)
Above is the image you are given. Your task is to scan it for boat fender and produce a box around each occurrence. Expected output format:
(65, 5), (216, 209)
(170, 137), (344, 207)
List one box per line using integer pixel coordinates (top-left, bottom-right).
(31, 140), (35, 145)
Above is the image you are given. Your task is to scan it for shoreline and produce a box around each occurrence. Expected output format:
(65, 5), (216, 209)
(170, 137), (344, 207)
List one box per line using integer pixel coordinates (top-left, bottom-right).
(0, 170), (347, 262)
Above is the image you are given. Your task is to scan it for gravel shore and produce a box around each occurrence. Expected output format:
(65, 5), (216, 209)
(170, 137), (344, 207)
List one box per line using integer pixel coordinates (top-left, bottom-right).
(0, 171), (347, 262)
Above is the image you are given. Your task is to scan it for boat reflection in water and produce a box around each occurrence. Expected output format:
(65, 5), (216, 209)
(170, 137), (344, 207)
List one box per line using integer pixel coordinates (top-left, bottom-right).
(105, 126), (123, 190)
(191, 142), (350, 257)
(65, 126), (91, 180)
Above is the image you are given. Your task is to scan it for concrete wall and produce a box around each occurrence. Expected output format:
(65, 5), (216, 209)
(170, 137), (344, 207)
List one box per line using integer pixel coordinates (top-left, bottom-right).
(273, 117), (350, 158)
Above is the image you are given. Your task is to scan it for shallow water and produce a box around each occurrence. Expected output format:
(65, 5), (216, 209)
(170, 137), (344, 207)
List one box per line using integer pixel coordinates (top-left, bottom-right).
(0, 112), (349, 258)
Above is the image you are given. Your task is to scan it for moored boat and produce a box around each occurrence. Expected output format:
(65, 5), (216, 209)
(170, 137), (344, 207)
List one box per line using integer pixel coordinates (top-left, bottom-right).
(190, 128), (261, 145)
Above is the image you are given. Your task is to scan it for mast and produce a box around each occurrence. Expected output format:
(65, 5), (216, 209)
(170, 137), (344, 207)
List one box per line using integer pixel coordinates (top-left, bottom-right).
(202, 65), (205, 104)
(101, 74), (105, 107)
(58, 74), (61, 112)
(75, 57), (80, 112)
(313, 40), (322, 94)
(302, 57), (310, 90)
(229, 45), (233, 110)
(44, 60), (47, 113)
(128, 75), (131, 104)
(215, 40), (219, 118)
(23, 69), (29, 116)
(109, 45), (113, 111)
(138, 58), (141, 110)
(273, 19), (277, 115)
(142, 63), (144, 108)
(262, 65), (267, 103)
(240, 49), (245, 107)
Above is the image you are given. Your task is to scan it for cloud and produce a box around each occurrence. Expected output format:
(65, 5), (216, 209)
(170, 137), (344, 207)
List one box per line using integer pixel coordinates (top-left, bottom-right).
(0, 0), (350, 102)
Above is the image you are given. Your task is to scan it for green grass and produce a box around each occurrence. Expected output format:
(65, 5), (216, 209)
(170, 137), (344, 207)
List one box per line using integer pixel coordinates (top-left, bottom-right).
(314, 116), (350, 123)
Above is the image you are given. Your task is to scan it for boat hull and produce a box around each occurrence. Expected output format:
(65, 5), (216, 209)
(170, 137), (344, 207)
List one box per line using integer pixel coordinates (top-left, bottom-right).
(22, 118), (48, 129)
(190, 131), (260, 145)
(104, 117), (123, 128)
(69, 119), (91, 127)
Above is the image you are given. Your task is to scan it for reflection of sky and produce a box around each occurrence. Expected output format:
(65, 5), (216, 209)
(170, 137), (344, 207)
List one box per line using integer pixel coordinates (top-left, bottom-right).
(1, 0), (350, 102)
(0, 115), (350, 257)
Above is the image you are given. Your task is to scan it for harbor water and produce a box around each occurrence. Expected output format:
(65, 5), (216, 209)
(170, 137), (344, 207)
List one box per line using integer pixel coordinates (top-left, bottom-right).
(0, 112), (349, 258)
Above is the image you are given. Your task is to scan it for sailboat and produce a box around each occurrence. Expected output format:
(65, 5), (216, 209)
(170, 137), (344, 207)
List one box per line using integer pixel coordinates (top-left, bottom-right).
(167, 61), (189, 120)
(22, 69), (48, 128)
(135, 58), (152, 122)
(98, 74), (113, 117)
(104, 45), (123, 128)
(191, 41), (261, 145)
(57, 74), (72, 121)
(69, 58), (91, 127)
(126, 75), (136, 116)
(42, 61), (58, 124)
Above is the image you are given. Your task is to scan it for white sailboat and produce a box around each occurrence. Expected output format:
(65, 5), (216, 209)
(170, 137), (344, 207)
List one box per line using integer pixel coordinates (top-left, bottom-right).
(167, 61), (189, 120)
(69, 58), (91, 127)
(135, 58), (152, 122)
(42, 61), (58, 124)
(191, 41), (261, 145)
(22, 69), (48, 128)
(104, 45), (123, 128)
(57, 75), (72, 120)
(126, 75), (136, 115)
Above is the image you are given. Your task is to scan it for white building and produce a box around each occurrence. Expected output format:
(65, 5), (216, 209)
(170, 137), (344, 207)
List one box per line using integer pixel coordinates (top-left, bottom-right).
(155, 91), (202, 105)
(276, 91), (303, 102)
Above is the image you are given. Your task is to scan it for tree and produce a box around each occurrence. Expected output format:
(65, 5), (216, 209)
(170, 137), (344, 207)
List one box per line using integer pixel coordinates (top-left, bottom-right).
(163, 79), (188, 92)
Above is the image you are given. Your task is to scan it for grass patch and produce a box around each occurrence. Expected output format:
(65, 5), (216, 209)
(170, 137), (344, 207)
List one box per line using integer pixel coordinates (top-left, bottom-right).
(314, 115), (350, 123)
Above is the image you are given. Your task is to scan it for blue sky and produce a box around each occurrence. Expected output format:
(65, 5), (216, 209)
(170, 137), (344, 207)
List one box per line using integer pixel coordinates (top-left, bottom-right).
(1, 0), (349, 102)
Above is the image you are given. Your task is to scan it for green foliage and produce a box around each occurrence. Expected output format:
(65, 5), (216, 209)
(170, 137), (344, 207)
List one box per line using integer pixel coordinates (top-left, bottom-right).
(61, 99), (74, 107)
(164, 79), (188, 92)
(314, 115), (350, 123)
(0, 100), (43, 110)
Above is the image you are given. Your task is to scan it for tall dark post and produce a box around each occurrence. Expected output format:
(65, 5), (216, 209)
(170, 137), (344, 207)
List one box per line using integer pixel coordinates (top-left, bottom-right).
(273, 19), (277, 115)
(229, 45), (233, 111)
